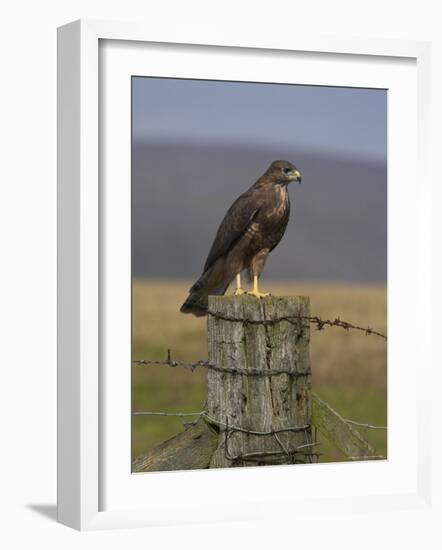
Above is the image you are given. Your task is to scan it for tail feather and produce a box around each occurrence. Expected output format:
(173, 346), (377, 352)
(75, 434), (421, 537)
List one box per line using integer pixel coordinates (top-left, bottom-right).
(180, 262), (230, 316)
(180, 291), (210, 317)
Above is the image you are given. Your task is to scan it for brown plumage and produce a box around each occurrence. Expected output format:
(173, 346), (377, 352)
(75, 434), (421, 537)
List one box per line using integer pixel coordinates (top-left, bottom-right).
(180, 160), (302, 316)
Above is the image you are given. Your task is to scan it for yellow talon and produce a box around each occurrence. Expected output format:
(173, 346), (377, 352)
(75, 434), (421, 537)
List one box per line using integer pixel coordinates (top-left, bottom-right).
(246, 290), (271, 299)
(246, 275), (271, 299)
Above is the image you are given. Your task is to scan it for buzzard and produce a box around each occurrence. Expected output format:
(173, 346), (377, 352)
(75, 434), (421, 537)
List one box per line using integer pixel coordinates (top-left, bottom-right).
(180, 160), (302, 316)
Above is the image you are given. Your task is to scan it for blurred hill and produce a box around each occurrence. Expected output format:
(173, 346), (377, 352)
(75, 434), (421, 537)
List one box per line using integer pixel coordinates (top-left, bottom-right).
(132, 140), (387, 283)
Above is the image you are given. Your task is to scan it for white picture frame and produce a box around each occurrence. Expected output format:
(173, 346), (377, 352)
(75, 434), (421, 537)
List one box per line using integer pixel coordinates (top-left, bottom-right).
(57, 19), (433, 531)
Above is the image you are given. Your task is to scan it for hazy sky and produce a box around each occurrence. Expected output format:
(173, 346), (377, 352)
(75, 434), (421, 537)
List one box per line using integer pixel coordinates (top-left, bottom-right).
(132, 77), (387, 163)
(131, 77), (387, 283)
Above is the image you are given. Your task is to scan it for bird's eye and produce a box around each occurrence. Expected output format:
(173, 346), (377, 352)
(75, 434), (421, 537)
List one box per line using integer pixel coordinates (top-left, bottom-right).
(282, 167), (292, 175)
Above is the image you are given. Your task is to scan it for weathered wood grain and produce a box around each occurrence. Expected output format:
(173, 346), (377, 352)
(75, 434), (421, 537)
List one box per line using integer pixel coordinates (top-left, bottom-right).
(132, 418), (218, 473)
(207, 295), (313, 467)
(312, 392), (377, 458)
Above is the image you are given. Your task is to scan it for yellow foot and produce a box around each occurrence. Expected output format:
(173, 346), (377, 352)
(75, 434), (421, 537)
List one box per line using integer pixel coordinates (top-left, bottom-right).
(234, 288), (246, 296)
(246, 290), (271, 299)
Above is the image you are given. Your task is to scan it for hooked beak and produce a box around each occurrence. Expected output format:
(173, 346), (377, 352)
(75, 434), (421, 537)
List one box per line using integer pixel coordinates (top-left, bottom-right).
(290, 169), (302, 184)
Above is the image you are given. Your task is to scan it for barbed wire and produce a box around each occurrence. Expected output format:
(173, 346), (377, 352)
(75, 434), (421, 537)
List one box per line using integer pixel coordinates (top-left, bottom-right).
(133, 309), (386, 377)
(133, 350), (309, 377)
(207, 310), (387, 340)
(223, 415), (320, 464)
(204, 413), (310, 436)
(132, 409), (386, 463)
(132, 409), (387, 432)
(133, 409), (309, 435)
(132, 308), (386, 465)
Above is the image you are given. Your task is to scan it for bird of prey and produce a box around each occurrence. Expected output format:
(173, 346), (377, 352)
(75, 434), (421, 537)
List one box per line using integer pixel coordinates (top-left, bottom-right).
(180, 160), (302, 317)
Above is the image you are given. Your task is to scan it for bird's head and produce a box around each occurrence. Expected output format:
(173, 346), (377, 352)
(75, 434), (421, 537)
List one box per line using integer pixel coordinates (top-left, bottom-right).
(266, 160), (302, 186)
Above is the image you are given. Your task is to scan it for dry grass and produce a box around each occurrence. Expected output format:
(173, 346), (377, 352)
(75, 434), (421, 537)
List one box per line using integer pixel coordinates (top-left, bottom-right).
(132, 279), (387, 387)
(131, 279), (387, 461)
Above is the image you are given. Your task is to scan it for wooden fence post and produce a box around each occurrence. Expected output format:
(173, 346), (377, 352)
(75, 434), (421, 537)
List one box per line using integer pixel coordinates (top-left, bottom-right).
(207, 295), (314, 467)
(132, 294), (384, 472)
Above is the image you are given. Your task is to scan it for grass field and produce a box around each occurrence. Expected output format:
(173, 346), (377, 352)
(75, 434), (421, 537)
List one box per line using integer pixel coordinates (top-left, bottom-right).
(132, 279), (387, 465)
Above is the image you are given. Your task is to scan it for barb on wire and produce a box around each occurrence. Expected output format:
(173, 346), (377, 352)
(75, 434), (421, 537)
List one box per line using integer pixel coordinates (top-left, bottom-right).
(133, 349), (309, 377)
(133, 349), (210, 371)
(132, 410), (205, 429)
(207, 310), (387, 340)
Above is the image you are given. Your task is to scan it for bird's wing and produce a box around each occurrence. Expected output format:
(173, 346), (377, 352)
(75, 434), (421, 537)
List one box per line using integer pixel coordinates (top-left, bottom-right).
(203, 190), (260, 272)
